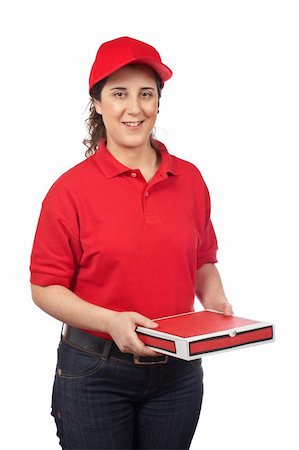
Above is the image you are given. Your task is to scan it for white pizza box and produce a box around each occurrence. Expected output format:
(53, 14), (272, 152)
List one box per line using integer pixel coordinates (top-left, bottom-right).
(136, 310), (274, 360)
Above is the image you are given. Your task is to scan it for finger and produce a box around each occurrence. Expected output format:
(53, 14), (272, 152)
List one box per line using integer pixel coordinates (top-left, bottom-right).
(223, 304), (234, 316)
(214, 302), (233, 316)
(139, 346), (162, 357)
(132, 313), (159, 329)
(130, 332), (161, 357)
(135, 342), (162, 357)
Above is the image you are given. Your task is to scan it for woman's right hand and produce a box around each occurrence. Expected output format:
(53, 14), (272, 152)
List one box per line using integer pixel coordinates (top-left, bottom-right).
(31, 284), (160, 357)
(104, 311), (161, 357)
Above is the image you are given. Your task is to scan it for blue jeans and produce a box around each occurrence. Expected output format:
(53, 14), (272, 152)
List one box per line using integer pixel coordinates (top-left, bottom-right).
(51, 339), (204, 450)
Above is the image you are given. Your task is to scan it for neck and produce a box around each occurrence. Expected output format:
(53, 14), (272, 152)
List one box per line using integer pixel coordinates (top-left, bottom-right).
(106, 139), (161, 183)
(106, 140), (159, 171)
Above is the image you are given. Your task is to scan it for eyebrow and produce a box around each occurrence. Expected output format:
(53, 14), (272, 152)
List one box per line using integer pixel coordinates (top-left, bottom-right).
(109, 87), (156, 91)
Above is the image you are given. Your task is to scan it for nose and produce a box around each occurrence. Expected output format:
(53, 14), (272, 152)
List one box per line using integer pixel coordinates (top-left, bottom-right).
(126, 95), (141, 116)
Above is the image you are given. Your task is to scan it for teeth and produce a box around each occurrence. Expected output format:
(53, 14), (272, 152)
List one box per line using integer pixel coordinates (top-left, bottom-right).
(124, 121), (142, 127)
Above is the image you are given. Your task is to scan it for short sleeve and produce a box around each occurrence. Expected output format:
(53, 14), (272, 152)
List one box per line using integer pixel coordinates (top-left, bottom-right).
(30, 184), (82, 288)
(196, 219), (218, 270)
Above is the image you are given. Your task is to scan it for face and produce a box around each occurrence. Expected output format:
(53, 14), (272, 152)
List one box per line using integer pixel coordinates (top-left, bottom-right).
(93, 64), (159, 152)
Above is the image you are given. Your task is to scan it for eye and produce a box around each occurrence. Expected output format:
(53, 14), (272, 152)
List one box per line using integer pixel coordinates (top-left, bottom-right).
(140, 91), (153, 98)
(113, 91), (126, 98)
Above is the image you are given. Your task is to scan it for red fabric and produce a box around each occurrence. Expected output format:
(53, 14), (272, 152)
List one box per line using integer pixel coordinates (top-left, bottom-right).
(89, 36), (173, 93)
(30, 140), (218, 338)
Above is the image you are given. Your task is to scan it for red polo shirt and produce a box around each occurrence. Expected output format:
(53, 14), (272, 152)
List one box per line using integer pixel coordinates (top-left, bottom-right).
(30, 140), (218, 338)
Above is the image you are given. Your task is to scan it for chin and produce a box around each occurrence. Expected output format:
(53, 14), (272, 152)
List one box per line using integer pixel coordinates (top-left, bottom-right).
(121, 135), (150, 149)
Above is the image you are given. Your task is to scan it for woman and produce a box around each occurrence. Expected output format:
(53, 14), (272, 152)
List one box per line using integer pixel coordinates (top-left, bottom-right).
(30, 36), (233, 450)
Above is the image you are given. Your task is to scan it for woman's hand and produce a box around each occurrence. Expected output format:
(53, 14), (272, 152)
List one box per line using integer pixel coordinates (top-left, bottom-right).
(104, 311), (161, 357)
(195, 264), (234, 316)
(207, 302), (234, 316)
(31, 285), (161, 356)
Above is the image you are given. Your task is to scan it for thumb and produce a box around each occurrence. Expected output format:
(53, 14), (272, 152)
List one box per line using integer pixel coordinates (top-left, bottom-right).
(134, 313), (159, 329)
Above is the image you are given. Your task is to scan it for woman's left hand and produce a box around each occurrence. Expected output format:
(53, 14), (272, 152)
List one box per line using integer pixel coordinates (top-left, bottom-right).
(195, 264), (234, 317)
(209, 302), (234, 316)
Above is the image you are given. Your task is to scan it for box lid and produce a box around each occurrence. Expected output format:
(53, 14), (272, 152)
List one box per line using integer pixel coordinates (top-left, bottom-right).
(138, 310), (271, 340)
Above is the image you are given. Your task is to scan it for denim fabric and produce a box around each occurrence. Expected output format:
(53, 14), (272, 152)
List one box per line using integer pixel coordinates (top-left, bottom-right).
(51, 339), (204, 450)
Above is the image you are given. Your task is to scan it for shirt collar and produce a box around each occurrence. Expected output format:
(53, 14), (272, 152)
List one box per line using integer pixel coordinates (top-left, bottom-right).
(94, 140), (179, 179)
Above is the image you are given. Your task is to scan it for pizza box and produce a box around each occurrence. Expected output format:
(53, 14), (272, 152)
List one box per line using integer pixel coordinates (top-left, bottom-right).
(136, 310), (274, 360)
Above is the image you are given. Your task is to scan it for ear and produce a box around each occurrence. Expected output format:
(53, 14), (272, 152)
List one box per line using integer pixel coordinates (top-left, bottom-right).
(93, 98), (102, 115)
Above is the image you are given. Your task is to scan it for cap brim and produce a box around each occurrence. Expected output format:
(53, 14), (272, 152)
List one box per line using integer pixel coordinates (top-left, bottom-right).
(130, 57), (173, 82)
(89, 57), (172, 94)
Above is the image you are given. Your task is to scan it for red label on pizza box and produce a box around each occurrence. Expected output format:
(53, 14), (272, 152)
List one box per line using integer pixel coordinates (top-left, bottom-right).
(136, 310), (274, 360)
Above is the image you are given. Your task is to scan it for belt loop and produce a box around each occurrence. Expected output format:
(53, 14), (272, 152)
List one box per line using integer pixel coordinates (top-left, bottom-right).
(60, 323), (65, 341)
(101, 339), (113, 361)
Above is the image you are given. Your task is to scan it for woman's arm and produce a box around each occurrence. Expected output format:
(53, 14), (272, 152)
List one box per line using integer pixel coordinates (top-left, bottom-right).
(31, 284), (159, 356)
(195, 263), (233, 315)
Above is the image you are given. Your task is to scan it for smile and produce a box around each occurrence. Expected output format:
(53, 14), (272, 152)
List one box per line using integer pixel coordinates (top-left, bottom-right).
(122, 121), (144, 127)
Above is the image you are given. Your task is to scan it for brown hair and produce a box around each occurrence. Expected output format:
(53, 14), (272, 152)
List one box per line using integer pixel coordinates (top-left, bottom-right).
(83, 70), (163, 158)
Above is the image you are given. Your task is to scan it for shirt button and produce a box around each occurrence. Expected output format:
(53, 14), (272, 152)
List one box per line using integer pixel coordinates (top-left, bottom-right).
(131, 172), (137, 178)
(144, 191), (149, 197)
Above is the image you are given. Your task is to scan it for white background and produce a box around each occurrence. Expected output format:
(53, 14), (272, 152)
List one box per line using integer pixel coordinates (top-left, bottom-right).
(2, 0), (298, 449)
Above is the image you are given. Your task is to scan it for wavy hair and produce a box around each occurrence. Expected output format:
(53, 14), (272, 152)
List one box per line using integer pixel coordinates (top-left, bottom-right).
(83, 70), (163, 158)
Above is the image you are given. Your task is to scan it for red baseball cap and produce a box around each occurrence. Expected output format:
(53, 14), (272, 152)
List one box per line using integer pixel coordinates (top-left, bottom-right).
(89, 36), (173, 94)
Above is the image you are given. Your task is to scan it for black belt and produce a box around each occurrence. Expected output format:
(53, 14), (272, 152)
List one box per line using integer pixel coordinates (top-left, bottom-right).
(63, 325), (169, 365)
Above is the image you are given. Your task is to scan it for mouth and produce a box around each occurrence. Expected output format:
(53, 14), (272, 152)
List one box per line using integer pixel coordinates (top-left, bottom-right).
(122, 120), (144, 128)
